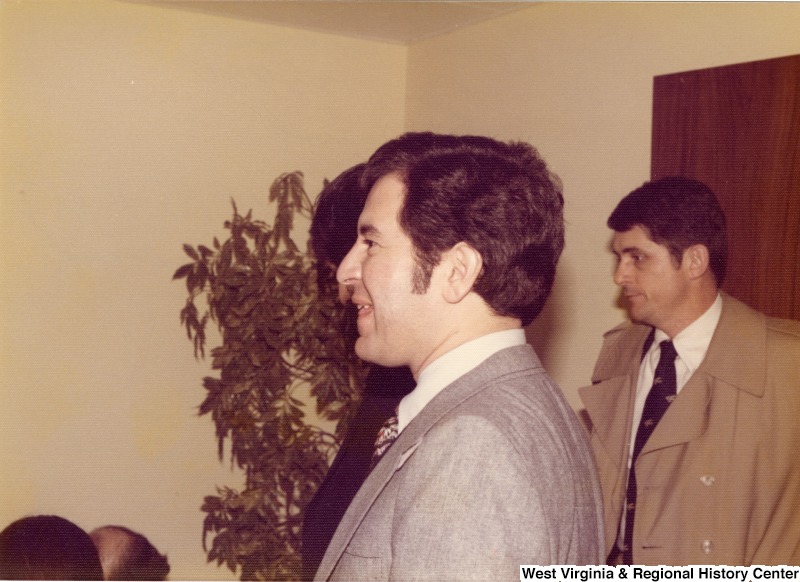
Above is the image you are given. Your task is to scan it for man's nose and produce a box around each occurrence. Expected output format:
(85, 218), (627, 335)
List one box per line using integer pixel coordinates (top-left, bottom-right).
(613, 260), (629, 286)
(336, 244), (361, 286)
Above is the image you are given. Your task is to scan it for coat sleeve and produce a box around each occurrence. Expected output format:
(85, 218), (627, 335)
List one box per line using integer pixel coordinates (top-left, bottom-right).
(749, 326), (800, 565)
(388, 414), (553, 581)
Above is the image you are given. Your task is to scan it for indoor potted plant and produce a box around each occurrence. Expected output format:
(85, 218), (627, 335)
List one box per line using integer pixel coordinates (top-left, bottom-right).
(174, 171), (365, 580)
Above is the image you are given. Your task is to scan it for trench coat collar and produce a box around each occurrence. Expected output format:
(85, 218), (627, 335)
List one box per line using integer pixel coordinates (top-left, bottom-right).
(579, 293), (767, 465)
(700, 293), (767, 397)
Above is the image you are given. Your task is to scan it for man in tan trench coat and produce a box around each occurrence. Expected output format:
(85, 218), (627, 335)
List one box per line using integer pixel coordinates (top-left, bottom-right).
(580, 177), (800, 566)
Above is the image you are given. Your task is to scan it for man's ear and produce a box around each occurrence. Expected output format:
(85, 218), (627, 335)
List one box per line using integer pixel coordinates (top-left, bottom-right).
(442, 242), (483, 304)
(683, 244), (710, 280)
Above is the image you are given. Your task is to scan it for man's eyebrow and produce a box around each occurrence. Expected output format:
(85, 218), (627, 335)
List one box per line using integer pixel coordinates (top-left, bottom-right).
(614, 246), (642, 256)
(359, 224), (380, 237)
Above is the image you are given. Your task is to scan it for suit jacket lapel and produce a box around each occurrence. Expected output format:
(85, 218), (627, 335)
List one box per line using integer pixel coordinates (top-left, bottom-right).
(314, 428), (416, 581)
(314, 345), (540, 580)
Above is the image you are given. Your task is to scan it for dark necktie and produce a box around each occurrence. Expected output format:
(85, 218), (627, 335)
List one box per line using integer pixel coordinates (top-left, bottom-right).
(622, 340), (678, 564)
(370, 413), (399, 471)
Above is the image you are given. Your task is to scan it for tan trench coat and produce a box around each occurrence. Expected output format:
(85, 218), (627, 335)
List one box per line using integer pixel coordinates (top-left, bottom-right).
(580, 294), (800, 565)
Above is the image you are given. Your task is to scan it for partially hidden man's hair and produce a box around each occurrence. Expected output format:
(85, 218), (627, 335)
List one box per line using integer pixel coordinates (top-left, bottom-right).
(608, 176), (727, 286)
(361, 132), (565, 327)
(90, 525), (170, 581)
(310, 163), (368, 269)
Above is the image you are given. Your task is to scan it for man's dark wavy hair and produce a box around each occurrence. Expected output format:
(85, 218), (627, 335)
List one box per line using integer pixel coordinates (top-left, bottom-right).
(361, 132), (565, 327)
(608, 176), (727, 286)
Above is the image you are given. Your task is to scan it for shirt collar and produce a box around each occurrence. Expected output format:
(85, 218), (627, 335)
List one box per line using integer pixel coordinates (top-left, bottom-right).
(397, 328), (526, 433)
(653, 293), (722, 375)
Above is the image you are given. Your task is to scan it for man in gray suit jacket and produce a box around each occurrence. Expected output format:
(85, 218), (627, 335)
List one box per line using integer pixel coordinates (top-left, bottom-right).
(314, 132), (604, 581)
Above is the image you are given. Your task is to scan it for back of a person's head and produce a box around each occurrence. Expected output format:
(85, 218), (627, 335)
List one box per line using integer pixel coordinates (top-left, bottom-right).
(0, 515), (104, 580)
(310, 163), (369, 269)
(90, 525), (170, 581)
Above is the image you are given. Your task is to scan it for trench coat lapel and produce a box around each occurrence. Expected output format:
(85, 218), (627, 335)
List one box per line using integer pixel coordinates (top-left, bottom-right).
(591, 294), (767, 462)
(580, 376), (634, 472)
(580, 323), (649, 472)
(637, 372), (711, 457)
(701, 294), (766, 398)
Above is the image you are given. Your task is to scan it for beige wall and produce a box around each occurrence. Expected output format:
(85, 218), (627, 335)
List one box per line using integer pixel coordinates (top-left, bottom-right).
(2, 1), (799, 579)
(406, 2), (800, 409)
(0, 1), (404, 579)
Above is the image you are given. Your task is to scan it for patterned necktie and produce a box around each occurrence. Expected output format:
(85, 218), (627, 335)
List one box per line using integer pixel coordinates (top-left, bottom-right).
(370, 413), (399, 471)
(623, 340), (678, 564)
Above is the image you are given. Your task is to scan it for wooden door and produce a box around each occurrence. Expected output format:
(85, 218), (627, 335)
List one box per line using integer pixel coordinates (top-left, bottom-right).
(652, 54), (800, 321)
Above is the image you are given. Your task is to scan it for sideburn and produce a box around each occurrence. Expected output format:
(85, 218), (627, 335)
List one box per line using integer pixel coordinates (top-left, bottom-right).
(411, 260), (433, 294)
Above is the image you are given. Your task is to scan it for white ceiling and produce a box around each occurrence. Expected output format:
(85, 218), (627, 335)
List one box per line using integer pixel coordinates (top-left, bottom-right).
(131, 1), (536, 45)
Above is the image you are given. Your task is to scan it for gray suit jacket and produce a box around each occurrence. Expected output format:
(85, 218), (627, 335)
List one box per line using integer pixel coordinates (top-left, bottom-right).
(315, 344), (604, 581)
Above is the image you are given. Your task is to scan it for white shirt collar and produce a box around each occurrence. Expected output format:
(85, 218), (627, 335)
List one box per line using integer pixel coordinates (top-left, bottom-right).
(396, 328), (526, 433)
(651, 293), (723, 383)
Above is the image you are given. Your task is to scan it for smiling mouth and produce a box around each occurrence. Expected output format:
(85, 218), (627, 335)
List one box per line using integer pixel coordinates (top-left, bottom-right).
(353, 300), (373, 316)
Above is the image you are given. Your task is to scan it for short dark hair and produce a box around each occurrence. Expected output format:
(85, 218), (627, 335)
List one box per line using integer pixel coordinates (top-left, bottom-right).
(0, 515), (104, 580)
(608, 176), (727, 286)
(310, 163), (368, 269)
(91, 525), (170, 581)
(362, 132), (565, 326)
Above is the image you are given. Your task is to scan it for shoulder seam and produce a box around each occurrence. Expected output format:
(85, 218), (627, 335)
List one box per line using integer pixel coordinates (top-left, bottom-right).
(766, 318), (800, 339)
(602, 321), (632, 338)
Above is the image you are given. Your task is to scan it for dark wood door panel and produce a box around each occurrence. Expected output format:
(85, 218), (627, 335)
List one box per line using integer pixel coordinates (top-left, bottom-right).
(652, 54), (800, 321)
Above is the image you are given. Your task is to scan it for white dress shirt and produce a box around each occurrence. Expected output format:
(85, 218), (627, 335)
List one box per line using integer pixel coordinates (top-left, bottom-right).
(396, 328), (527, 433)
